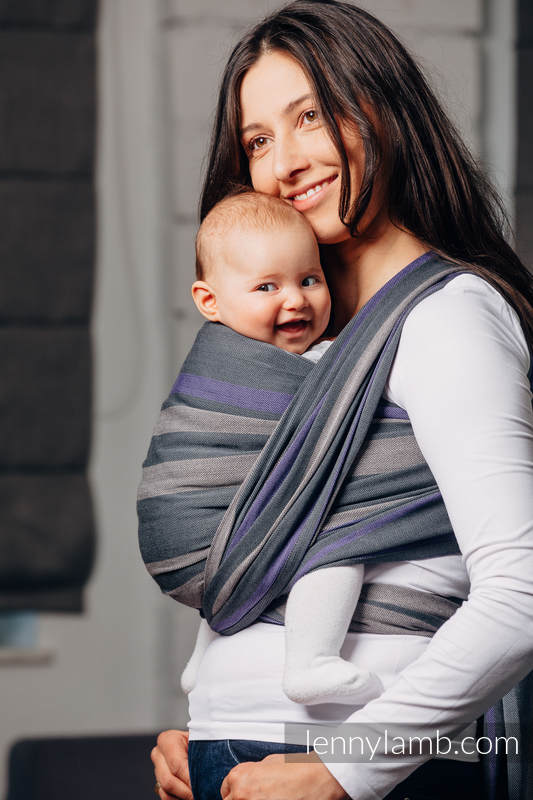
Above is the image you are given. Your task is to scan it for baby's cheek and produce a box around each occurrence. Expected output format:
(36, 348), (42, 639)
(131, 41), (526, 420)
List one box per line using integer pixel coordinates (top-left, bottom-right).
(249, 160), (277, 197)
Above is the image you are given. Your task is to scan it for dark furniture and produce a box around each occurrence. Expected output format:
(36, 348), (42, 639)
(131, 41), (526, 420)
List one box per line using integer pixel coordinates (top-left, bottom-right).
(6, 733), (159, 800)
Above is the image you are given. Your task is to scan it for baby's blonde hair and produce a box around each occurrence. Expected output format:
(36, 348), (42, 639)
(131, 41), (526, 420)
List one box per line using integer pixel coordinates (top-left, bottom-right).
(195, 191), (311, 281)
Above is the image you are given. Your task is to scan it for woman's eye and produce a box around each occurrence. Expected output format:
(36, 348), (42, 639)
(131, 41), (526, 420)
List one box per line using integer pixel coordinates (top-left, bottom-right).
(302, 109), (319, 125)
(256, 282), (277, 292)
(302, 276), (319, 287)
(247, 136), (269, 154)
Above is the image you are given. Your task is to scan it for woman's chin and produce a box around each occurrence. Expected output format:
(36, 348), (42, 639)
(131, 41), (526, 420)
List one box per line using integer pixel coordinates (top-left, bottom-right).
(312, 223), (353, 246)
(301, 203), (352, 245)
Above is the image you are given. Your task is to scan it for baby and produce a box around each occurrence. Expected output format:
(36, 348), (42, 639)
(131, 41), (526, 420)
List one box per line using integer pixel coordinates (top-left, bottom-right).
(181, 191), (383, 706)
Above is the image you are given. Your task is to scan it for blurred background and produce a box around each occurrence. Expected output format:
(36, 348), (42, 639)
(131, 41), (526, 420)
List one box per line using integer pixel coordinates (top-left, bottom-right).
(0, 0), (531, 796)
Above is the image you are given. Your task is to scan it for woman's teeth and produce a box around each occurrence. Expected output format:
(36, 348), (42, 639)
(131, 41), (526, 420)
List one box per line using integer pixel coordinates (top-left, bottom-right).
(293, 178), (332, 202)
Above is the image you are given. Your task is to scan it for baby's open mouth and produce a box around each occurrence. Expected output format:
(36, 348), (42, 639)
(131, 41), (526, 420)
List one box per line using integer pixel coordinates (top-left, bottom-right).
(277, 320), (308, 333)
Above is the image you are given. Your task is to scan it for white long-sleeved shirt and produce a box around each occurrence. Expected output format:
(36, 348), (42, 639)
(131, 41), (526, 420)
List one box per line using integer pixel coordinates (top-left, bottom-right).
(187, 274), (533, 799)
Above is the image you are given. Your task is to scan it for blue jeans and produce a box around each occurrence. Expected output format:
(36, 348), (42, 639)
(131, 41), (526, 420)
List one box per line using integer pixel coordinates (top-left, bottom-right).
(188, 739), (484, 800)
(188, 739), (308, 800)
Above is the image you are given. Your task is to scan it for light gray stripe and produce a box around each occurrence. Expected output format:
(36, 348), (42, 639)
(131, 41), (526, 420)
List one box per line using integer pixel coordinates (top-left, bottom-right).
(155, 404), (277, 437)
(206, 450), (311, 613)
(374, 417), (411, 424)
(138, 453), (258, 499)
(369, 425), (415, 440)
(210, 532), (269, 617)
(204, 483), (243, 584)
(319, 496), (403, 533)
(204, 471), (284, 617)
(303, 325), (394, 481)
(265, 583), (459, 637)
(147, 547), (210, 575)
(168, 573), (204, 609)
(303, 271), (450, 486)
(351, 435), (424, 477)
(502, 687), (522, 793)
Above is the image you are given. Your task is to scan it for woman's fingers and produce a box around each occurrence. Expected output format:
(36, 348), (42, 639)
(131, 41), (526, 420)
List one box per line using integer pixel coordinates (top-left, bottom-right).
(220, 753), (347, 800)
(151, 747), (192, 799)
(220, 761), (246, 799)
(157, 730), (192, 785)
(220, 758), (280, 799)
(151, 730), (194, 800)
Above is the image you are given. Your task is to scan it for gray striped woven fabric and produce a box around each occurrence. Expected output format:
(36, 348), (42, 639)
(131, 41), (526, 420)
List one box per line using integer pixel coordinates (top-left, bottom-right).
(137, 251), (532, 798)
(138, 253), (461, 627)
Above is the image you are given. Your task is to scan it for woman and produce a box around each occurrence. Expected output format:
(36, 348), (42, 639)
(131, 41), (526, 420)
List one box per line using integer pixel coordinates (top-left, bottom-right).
(151, 1), (533, 798)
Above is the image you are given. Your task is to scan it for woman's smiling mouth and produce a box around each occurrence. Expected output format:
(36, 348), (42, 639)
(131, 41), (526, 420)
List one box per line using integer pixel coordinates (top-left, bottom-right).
(287, 175), (338, 211)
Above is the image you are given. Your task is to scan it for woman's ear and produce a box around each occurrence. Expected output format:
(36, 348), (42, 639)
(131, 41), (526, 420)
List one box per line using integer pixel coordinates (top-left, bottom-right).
(191, 281), (221, 322)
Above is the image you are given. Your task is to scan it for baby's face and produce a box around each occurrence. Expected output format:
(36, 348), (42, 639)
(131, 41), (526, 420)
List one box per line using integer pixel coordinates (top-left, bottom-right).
(211, 223), (331, 354)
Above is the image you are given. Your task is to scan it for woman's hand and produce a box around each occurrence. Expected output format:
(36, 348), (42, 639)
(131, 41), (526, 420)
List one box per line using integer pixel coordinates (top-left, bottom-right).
(151, 729), (194, 800)
(220, 751), (348, 800)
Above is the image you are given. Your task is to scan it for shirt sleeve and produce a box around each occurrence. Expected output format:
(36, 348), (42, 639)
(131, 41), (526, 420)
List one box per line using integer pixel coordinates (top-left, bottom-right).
(324, 275), (533, 800)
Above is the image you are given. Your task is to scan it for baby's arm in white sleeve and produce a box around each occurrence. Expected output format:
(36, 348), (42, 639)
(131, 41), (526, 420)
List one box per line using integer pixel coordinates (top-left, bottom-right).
(323, 275), (533, 799)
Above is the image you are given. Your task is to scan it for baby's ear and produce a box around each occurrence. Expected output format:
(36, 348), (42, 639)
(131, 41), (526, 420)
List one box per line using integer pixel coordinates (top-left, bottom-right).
(191, 281), (221, 322)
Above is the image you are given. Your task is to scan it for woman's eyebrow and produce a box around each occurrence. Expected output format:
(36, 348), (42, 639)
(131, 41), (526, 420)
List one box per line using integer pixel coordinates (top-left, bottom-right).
(240, 93), (313, 137)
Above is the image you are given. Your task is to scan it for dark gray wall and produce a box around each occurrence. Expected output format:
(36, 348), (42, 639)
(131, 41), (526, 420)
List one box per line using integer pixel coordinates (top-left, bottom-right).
(0, 0), (97, 611)
(516, 0), (533, 268)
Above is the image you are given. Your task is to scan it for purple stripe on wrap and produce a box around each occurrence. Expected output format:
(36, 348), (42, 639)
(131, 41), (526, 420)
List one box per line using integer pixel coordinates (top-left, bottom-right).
(223, 499), (316, 627)
(217, 490), (442, 630)
(213, 532), (299, 631)
(484, 705), (498, 795)
(220, 382), (370, 624)
(328, 251), (436, 370)
(173, 373), (293, 414)
(290, 490), (442, 583)
(298, 311), (408, 542)
(225, 399), (325, 556)
(376, 403), (409, 420)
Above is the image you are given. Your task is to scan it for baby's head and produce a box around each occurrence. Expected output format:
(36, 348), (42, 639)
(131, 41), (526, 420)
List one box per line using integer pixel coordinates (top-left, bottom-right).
(192, 192), (331, 354)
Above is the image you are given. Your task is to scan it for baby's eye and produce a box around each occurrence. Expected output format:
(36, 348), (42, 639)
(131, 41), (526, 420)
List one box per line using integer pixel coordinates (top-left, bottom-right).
(256, 282), (277, 292)
(301, 275), (319, 287)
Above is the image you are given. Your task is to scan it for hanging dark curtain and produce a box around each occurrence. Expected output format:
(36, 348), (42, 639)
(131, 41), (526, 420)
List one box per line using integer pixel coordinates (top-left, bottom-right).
(0, 0), (97, 612)
(516, 0), (533, 272)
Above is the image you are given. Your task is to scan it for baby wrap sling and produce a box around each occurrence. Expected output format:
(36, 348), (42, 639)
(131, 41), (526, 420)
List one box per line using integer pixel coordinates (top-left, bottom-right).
(137, 252), (532, 799)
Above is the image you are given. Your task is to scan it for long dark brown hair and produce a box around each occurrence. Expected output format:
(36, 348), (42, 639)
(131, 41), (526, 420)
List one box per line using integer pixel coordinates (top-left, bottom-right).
(199, 0), (533, 346)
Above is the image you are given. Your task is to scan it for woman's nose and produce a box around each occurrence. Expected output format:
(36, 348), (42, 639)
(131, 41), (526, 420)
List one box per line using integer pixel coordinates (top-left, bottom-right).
(272, 133), (310, 183)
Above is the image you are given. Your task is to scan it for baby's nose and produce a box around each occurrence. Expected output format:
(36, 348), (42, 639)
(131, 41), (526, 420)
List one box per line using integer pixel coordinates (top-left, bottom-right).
(283, 288), (307, 309)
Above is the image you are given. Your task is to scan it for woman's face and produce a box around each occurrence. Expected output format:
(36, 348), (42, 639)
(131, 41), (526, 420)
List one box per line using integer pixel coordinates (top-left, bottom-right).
(239, 50), (366, 245)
